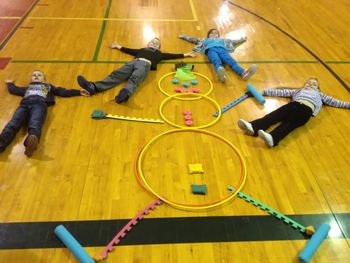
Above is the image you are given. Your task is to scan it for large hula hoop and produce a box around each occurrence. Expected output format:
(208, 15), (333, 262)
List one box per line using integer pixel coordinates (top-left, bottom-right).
(158, 71), (213, 99)
(159, 93), (222, 129)
(135, 129), (247, 211)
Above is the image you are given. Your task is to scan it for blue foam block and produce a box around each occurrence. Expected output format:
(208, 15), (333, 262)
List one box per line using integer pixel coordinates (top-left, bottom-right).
(247, 83), (265, 104)
(298, 223), (331, 263)
(54, 225), (95, 263)
(191, 184), (207, 194)
(172, 79), (179, 84)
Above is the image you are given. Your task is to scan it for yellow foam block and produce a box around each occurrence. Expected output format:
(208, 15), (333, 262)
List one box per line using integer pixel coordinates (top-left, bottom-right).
(188, 163), (204, 174)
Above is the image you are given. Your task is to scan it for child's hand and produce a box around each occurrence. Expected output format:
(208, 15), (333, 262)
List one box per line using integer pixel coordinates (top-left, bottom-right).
(5, 79), (14, 83)
(184, 52), (196, 58)
(110, 42), (122, 49)
(80, 89), (91, 97)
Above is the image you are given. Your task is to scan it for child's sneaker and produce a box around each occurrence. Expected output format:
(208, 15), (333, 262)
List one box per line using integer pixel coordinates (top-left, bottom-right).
(115, 88), (130, 104)
(217, 67), (227, 82)
(237, 119), (255, 135)
(77, 75), (96, 95)
(241, 64), (257, 80)
(0, 136), (6, 153)
(258, 130), (274, 147)
(24, 134), (38, 157)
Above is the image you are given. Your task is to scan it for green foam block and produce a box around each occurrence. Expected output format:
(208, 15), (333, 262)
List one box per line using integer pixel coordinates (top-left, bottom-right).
(91, 110), (107, 119)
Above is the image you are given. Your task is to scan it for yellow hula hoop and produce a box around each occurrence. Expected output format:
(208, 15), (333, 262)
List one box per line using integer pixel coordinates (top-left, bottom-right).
(159, 93), (222, 129)
(158, 71), (213, 99)
(135, 129), (247, 211)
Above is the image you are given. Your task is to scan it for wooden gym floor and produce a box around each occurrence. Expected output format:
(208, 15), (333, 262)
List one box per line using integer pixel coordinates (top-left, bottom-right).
(0, 0), (349, 262)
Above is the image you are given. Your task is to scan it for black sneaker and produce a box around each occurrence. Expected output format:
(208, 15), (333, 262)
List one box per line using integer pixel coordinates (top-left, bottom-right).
(77, 75), (96, 95)
(115, 89), (130, 104)
(0, 137), (6, 153)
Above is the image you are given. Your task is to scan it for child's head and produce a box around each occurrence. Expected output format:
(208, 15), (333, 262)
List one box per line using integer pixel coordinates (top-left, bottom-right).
(147, 37), (161, 49)
(207, 29), (220, 38)
(303, 78), (320, 90)
(31, 70), (46, 82)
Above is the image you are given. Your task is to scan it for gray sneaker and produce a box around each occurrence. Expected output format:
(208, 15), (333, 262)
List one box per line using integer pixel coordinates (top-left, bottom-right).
(217, 67), (227, 82)
(258, 130), (274, 147)
(241, 64), (257, 80)
(237, 119), (255, 136)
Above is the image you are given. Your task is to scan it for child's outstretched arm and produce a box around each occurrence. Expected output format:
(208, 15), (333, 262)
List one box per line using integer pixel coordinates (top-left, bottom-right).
(160, 51), (196, 61)
(110, 42), (141, 56)
(222, 36), (247, 52)
(178, 34), (201, 44)
(321, 93), (350, 109)
(184, 52), (197, 58)
(5, 80), (26, 96)
(226, 36), (247, 45)
(50, 84), (89, 97)
(262, 88), (296, 98)
(110, 42), (122, 50)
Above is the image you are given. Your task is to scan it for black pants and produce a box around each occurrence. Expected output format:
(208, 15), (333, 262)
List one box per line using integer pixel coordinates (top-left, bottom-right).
(251, 101), (313, 146)
(0, 97), (47, 152)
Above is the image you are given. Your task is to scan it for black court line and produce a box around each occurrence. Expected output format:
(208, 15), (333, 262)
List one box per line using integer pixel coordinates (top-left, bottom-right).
(227, 1), (350, 93)
(0, 213), (348, 249)
(0, 0), (40, 50)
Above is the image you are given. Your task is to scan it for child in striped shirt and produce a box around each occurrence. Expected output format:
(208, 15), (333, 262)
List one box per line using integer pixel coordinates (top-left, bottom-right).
(237, 78), (350, 147)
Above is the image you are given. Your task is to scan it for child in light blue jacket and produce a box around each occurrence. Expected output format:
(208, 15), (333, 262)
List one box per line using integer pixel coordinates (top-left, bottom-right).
(179, 28), (257, 82)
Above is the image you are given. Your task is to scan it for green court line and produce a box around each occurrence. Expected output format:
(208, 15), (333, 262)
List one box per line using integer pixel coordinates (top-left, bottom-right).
(92, 0), (112, 61)
(11, 59), (350, 64)
(326, 61), (350, 64)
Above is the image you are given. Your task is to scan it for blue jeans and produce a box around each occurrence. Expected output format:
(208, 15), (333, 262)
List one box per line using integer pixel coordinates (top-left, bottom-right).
(206, 47), (244, 76)
(0, 96), (47, 152)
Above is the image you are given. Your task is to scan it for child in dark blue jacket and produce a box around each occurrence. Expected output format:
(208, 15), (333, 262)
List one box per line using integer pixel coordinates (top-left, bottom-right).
(0, 70), (90, 157)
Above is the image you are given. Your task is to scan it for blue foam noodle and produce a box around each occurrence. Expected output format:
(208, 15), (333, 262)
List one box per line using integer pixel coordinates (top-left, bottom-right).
(298, 223), (331, 263)
(247, 83), (265, 104)
(54, 225), (94, 263)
